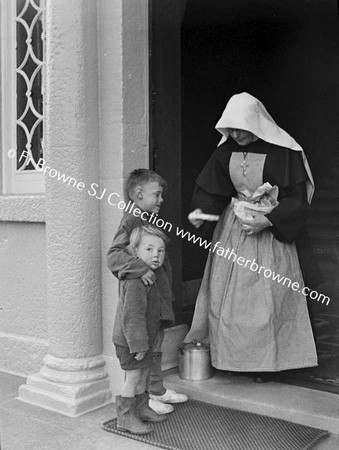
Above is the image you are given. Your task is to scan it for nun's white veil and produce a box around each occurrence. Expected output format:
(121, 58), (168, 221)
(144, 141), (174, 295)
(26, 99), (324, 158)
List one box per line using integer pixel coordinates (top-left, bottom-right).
(215, 92), (314, 203)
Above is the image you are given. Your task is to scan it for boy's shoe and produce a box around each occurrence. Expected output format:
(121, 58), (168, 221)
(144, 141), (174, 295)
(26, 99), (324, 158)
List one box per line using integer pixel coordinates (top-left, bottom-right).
(115, 395), (152, 435)
(135, 392), (167, 423)
(150, 389), (188, 404)
(149, 398), (174, 414)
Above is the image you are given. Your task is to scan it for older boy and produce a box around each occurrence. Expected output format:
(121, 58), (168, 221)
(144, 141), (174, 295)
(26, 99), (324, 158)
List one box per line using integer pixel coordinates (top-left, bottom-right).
(107, 169), (188, 414)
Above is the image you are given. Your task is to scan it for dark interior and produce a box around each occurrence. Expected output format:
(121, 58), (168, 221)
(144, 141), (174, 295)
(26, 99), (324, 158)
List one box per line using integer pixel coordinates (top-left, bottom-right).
(181, 0), (339, 281)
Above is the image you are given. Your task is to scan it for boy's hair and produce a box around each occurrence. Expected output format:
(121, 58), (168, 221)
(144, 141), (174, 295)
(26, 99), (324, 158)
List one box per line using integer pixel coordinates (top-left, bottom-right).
(126, 169), (167, 200)
(128, 225), (168, 255)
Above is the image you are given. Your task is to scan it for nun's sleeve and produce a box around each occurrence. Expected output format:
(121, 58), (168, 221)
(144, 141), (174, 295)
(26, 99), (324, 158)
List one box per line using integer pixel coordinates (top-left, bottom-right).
(265, 150), (310, 243)
(265, 182), (309, 243)
(191, 145), (236, 214)
(189, 146), (235, 238)
(191, 185), (227, 215)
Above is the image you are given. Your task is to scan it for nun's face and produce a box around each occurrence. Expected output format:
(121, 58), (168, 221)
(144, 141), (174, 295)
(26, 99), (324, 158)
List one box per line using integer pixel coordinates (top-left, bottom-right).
(227, 128), (255, 146)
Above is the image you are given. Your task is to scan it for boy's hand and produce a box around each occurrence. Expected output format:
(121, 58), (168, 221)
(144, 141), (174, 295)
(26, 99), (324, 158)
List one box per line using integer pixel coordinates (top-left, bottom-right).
(135, 351), (147, 361)
(141, 270), (156, 286)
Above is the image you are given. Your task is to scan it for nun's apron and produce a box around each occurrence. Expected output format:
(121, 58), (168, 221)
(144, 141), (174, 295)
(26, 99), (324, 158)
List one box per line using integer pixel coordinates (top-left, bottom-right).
(186, 152), (317, 371)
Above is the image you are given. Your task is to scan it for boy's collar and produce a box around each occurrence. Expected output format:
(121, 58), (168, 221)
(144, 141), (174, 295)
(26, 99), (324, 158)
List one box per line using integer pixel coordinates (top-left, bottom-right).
(123, 201), (155, 217)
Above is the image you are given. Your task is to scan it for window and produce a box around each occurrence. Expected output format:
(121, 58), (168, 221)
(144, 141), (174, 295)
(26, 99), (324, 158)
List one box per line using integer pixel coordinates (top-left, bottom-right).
(1, 0), (45, 194)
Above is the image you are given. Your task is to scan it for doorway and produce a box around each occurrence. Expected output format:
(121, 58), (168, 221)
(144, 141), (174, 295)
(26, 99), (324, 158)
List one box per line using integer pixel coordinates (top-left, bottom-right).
(151, 0), (339, 393)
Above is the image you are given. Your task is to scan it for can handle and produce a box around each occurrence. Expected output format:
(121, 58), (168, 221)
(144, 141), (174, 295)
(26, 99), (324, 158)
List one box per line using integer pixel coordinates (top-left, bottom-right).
(192, 339), (202, 348)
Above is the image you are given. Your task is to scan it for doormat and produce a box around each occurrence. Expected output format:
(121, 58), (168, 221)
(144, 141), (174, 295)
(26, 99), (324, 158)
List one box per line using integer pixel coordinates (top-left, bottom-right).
(102, 400), (329, 450)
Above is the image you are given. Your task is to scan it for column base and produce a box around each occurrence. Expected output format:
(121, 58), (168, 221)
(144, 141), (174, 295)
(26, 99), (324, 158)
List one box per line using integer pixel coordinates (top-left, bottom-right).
(18, 354), (112, 417)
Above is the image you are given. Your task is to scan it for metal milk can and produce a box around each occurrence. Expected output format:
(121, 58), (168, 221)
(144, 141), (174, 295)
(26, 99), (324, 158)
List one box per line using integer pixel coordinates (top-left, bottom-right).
(178, 341), (214, 381)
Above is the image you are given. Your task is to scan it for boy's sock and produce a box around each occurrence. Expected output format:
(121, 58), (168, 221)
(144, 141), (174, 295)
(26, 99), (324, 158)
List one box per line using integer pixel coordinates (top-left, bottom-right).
(149, 352), (189, 404)
(149, 351), (166, 396)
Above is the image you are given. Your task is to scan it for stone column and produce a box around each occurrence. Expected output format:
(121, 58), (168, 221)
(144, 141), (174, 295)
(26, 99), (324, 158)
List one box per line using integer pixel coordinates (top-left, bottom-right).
(18, 0), (112, 416)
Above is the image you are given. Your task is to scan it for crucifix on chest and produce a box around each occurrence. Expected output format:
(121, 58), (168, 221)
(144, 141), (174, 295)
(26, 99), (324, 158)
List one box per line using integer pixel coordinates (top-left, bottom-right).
(240, 152), (249, 176)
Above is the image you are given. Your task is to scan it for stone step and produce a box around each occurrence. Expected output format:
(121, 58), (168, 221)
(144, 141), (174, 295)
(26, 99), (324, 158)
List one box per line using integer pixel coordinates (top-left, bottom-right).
(164, 369), (339, 434)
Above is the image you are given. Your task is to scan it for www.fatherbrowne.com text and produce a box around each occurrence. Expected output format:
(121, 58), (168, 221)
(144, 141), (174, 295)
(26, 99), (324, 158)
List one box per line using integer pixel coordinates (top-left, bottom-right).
(175, 227), (330, 305)
(14, 149), (330, 306)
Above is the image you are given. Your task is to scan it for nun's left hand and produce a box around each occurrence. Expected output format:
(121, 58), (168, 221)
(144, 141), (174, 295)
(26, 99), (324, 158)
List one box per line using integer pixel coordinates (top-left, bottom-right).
(240, 215), (272, 235)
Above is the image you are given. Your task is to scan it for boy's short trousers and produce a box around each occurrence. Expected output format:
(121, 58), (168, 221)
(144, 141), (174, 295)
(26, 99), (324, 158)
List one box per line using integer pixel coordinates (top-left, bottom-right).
(115, 344), (153, 370)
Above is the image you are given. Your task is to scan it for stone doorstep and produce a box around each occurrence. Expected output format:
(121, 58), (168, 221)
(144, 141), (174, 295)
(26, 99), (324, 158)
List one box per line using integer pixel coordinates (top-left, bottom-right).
(163, 368), (339, 435)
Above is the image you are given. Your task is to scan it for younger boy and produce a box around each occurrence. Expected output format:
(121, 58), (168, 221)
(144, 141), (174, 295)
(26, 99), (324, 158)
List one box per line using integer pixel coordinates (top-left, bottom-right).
(113, 225), (168, 435)
(107, 169), (188, 414)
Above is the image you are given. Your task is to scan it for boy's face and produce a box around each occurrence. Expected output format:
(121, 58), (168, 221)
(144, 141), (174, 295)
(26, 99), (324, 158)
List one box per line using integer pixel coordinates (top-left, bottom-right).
(136, 234), (165, 270)
(136, 181), (164, 214)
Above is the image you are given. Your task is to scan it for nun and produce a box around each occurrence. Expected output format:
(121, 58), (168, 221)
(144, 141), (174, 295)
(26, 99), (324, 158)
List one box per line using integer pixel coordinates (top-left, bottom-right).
(185, 92), (318, 382)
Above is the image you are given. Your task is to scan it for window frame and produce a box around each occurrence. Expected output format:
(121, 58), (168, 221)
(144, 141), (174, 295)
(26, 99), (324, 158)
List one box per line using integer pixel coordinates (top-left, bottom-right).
(1, 0), (45, 194)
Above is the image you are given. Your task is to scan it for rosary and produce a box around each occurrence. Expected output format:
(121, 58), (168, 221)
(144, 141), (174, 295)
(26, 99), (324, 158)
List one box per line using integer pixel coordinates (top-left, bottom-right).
(240, 152), (249, 176)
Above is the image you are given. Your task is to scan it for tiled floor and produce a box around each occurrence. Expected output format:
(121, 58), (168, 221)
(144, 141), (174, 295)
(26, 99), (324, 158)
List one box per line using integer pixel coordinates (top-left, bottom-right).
(0, 371), (339, 449)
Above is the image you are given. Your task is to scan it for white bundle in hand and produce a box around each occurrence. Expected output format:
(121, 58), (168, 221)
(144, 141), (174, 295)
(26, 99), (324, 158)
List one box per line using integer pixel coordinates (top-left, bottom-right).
(232, 183), (279, 221)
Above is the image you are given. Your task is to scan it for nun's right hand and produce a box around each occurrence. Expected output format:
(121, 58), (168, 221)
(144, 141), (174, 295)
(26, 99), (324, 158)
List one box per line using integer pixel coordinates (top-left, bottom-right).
(188, 209), (204, 228)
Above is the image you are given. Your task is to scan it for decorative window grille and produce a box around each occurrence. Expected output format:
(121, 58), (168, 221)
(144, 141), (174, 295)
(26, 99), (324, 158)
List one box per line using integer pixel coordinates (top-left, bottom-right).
(1, 0), (45, 194)
(16, 0), (44, 171)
